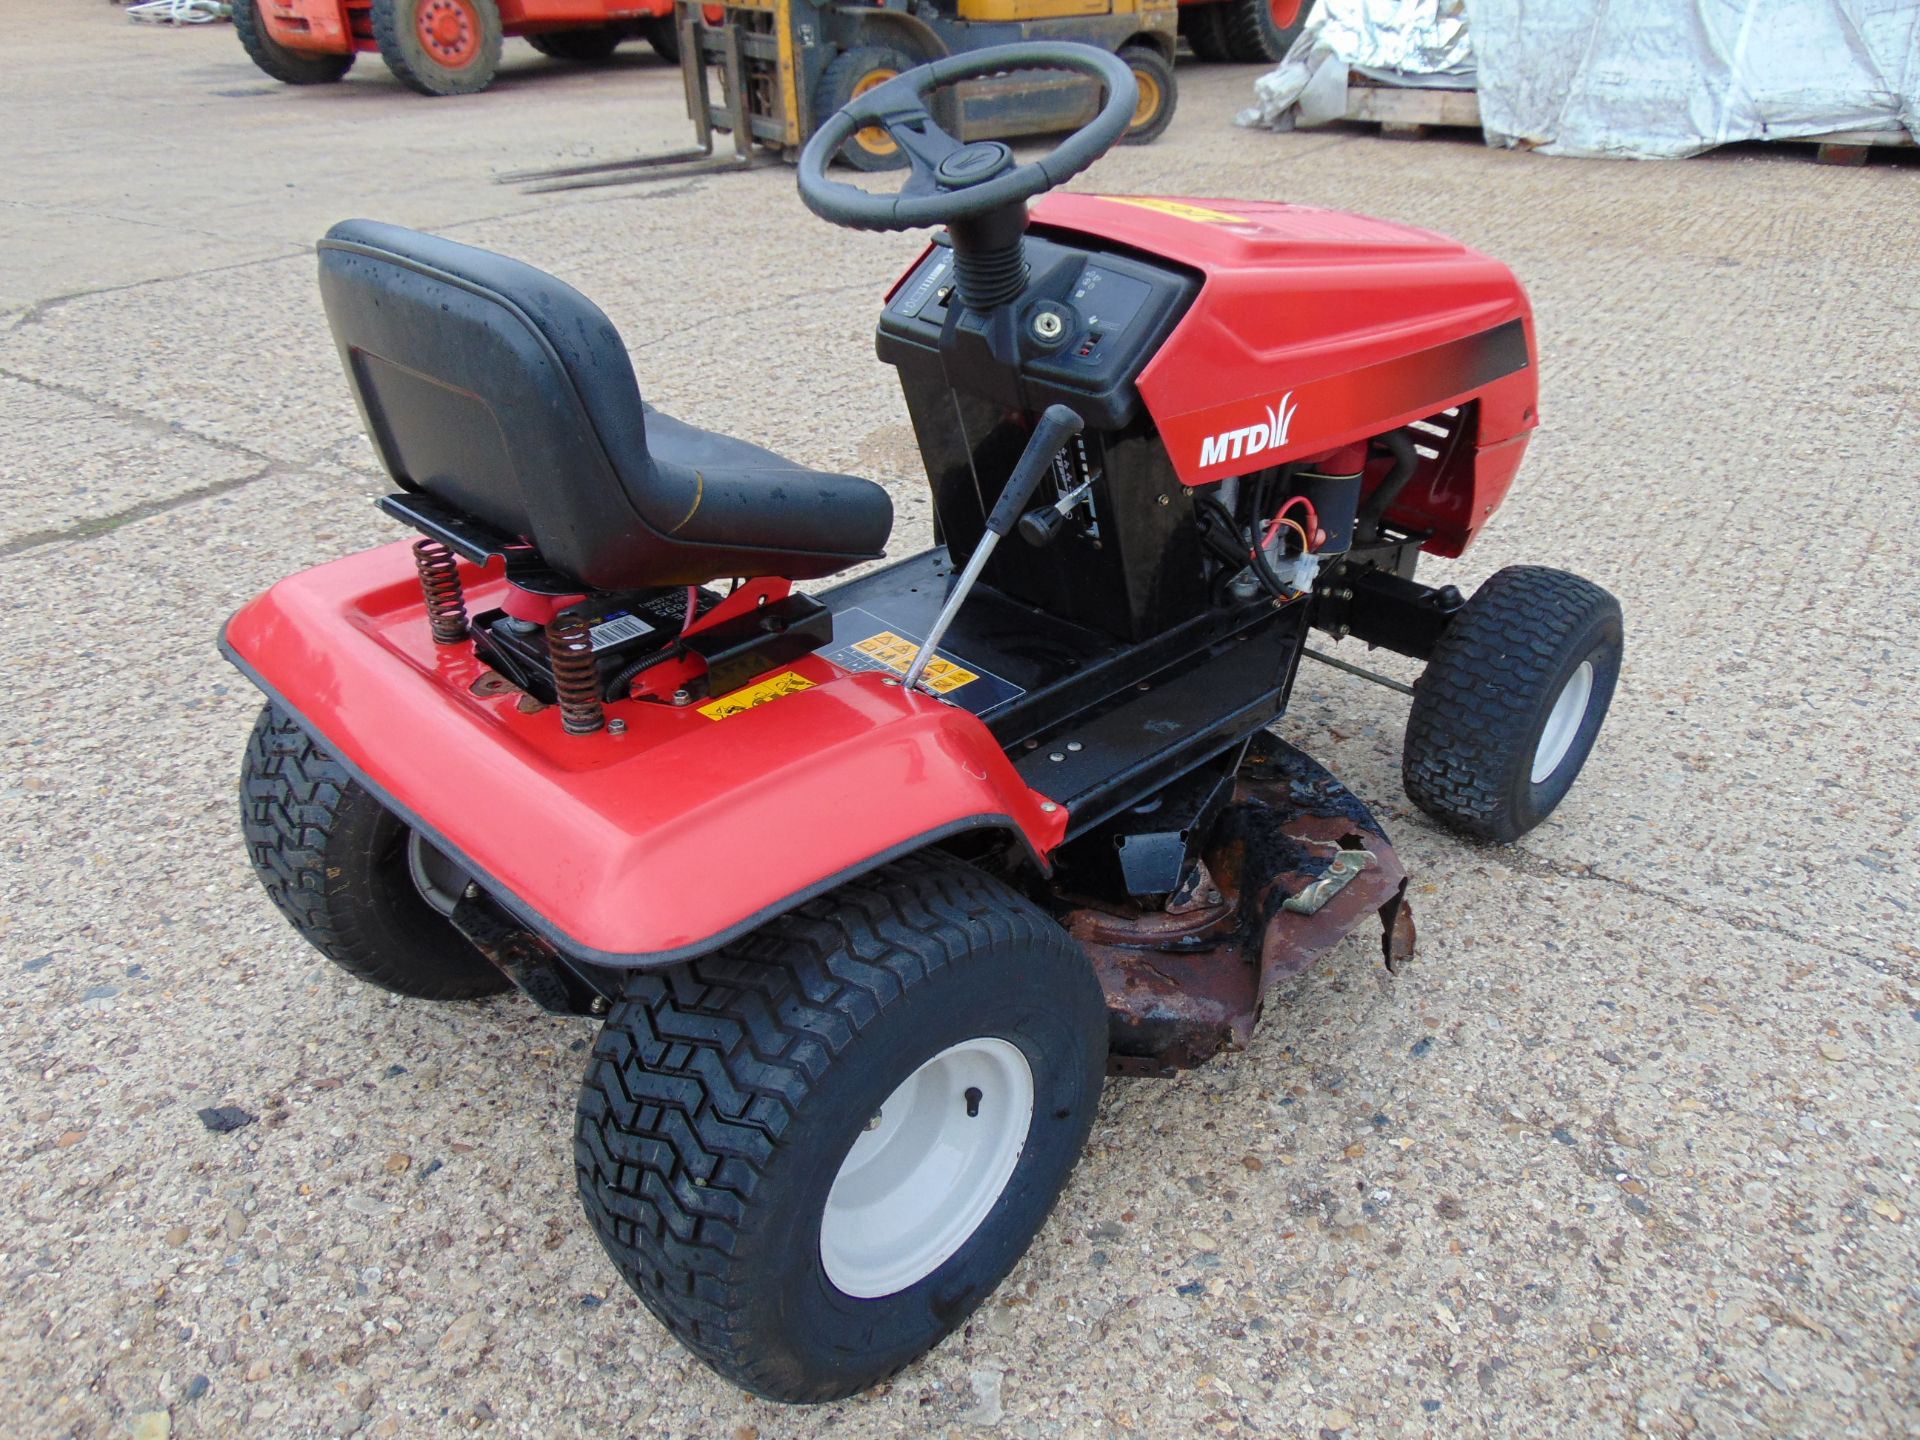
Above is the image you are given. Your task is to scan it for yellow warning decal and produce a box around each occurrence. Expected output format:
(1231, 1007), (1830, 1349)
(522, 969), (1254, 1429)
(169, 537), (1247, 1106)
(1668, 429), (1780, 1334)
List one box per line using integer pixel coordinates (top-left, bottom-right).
(852, 631), (979, 694)
(698, 670), (815, 720)
(1098, 197), (1249, 226)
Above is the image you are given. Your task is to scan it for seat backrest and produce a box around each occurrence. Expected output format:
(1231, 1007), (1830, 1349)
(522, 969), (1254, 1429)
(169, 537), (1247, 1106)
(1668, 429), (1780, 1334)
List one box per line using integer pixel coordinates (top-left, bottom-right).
(317, 219), (679, 585)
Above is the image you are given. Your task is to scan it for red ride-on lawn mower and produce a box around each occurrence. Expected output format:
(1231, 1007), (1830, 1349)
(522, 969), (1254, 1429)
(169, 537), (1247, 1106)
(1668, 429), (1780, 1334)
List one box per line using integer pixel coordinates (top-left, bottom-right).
(224, 45), (1621, 1401)
(232, 0), (678, 96)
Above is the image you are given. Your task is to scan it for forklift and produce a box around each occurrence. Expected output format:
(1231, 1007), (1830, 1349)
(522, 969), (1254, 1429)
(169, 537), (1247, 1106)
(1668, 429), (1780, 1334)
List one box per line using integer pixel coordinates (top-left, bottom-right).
(509, 0), (1176, 190)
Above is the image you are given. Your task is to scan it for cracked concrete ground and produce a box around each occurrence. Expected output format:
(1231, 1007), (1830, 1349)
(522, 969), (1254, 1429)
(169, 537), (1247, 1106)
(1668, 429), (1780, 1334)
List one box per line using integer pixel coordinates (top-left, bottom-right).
(3, 3), (1917, 1437)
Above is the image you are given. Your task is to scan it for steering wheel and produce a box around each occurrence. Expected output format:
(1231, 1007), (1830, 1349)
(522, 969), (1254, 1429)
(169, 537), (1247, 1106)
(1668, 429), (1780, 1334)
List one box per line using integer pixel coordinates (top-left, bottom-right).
(796, 43), (1137, 233)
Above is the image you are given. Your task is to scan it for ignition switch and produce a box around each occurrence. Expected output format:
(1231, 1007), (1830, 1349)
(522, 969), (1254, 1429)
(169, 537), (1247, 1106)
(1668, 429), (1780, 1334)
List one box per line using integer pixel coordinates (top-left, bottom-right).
(1027, 304), (1072, 349)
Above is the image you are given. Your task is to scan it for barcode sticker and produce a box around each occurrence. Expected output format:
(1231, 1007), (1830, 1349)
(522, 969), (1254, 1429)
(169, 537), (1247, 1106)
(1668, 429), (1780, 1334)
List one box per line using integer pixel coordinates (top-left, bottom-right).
(588, 612), (657, 651)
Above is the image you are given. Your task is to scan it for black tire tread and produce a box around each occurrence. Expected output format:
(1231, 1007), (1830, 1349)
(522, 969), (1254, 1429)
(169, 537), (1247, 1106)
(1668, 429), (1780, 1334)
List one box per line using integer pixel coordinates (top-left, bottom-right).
(371, 0), (503, 96)
(813, 46), (916, 171)
(1181, 4), (1233, 62)
(575, 851), (1078, 1399)
(239, 704), (508, 999)
(1223, 0), (1303, 64)
(526, 26), (621, 61)
(1402, 565), (1620, 841)
(1118, 44), (1177, 145)
(233, 0), (356, 83)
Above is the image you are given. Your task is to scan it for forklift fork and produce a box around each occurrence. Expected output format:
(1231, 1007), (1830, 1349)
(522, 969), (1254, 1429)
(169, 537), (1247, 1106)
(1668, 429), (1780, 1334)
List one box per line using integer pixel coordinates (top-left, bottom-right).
(497, 15), (771, 193)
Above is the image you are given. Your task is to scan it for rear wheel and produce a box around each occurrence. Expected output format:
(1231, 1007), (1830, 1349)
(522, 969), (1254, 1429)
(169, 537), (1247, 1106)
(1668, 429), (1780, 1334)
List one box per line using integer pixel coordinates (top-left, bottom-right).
(1119, 44), (1177, 144)
(526, 26), (621, 62)
(1222, 0), (1309, 63)
(1402, 566), (1623, 843)
(641, 15), (679, 64)
(232, 0), (356, 84)
(575, 852), (1107, 1401)
(239, 703), (511, 999)
(813, 46), (916, 171)
(1179, 3), (1232, 62)
(372, 0), (503, 95)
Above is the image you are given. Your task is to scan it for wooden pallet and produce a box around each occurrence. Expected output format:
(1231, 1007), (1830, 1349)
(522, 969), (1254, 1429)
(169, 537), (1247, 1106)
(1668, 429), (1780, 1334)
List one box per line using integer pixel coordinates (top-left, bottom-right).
(1339, 77), (1916, 164)
(1342, 78), (1481, 138)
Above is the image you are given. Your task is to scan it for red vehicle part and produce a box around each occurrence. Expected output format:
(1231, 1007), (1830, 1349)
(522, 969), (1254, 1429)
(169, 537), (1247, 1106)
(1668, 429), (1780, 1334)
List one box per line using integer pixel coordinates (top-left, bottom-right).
(256, 0), (671, 57)
(221, 543), (1068, 966)
(1028, 192), (1539, 557)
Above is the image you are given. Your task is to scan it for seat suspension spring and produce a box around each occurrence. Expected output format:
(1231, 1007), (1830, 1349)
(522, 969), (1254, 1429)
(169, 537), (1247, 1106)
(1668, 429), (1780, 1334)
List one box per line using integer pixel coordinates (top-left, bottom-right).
(547, 615), (605, 736)
(412, 539), (470, 644)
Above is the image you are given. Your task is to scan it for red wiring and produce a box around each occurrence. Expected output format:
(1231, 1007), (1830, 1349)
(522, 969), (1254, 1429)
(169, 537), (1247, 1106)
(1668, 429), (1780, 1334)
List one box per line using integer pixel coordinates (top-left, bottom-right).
(1263, 495), (1321, 552)
(683, 585), (699, 631)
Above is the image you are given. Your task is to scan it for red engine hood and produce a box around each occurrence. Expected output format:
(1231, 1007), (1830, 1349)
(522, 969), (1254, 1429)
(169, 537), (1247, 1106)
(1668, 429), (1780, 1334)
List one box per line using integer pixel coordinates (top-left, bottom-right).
(1029, 193), (1537, 494)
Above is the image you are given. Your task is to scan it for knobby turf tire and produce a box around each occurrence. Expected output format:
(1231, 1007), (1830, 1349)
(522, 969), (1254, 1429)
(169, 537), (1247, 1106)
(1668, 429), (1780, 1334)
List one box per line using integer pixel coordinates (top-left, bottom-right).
(238, 703), (510, 999)
(372, 0), (503, 96)
(233, 0), (356, 84)
(1402, 565), (1623, 844)
(575, 851), (1108, 1402)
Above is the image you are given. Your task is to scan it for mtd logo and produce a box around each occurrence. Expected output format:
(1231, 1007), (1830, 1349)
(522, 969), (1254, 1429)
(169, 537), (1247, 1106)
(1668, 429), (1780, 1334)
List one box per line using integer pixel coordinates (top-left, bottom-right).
(1198, 392), (1298, 469)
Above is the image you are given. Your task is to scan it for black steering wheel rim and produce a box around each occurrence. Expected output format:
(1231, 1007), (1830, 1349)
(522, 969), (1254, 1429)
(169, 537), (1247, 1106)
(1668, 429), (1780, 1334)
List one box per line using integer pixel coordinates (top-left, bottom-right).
(796, 42), (1138, 233)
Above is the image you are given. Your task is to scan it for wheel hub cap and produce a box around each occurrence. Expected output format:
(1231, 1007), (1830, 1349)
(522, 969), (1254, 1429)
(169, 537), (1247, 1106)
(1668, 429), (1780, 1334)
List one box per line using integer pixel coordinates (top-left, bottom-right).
(1532, 659), (1595, 784)
(406, 829), (473, 916)
(417, 0), (477, 65)
(819, 1037), (1034, 1298)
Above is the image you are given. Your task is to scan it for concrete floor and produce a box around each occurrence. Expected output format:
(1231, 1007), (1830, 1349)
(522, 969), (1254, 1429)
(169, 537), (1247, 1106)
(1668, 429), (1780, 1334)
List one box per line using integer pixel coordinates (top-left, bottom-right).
(4, 2), (1917, 1437)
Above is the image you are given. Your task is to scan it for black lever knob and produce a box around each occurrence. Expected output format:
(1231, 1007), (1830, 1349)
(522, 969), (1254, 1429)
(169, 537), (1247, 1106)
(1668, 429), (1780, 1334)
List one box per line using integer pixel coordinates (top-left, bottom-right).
(1018, 502), (1070, 549)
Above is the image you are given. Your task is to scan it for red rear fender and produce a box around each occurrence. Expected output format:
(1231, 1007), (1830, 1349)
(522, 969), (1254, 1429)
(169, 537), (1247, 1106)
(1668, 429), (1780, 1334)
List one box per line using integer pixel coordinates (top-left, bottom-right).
(223, 543), (1068, 967)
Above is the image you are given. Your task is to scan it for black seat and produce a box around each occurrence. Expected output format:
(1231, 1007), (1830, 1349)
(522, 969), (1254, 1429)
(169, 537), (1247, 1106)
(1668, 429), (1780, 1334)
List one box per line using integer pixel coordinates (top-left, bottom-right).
(316, 220), (892, 589)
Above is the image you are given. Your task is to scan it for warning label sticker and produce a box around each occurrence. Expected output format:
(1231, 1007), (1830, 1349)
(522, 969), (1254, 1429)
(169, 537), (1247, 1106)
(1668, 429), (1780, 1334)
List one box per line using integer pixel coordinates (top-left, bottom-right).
(825, 608), (1024, 718)
(850, 631), (978, 694)
(698, 670), (815, 721)
(1098, 196), (1249, 225)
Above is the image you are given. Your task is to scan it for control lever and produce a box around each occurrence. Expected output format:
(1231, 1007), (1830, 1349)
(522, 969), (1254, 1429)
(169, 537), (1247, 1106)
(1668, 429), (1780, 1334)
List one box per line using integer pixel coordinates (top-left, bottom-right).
(902, 404), (1085, 693)
(1017, 473), (1095, 548)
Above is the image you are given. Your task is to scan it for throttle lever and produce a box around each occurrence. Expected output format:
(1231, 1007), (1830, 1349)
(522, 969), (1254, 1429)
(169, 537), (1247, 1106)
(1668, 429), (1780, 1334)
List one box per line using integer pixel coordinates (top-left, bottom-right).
(1018, 474), (1095, 548)
(901, 404), (1085, 692)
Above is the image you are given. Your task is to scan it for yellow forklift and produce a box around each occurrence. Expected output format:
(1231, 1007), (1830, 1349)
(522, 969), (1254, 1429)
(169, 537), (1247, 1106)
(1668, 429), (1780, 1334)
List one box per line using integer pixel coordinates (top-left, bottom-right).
(511, 0), (1175, 190)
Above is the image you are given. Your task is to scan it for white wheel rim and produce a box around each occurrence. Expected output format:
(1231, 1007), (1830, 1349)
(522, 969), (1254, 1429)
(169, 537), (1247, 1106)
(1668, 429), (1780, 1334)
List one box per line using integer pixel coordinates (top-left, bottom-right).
(1531, 660), (1594, 784)
(819, 1037), (1034, 1299)
(405, 829), (472, 916)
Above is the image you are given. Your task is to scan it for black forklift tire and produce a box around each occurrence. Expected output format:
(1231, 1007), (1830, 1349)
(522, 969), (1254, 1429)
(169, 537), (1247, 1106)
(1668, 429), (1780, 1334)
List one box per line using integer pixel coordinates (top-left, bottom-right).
(1179, 3), (1233, 62)
(1223, 0), (1308, 64)
(1119, 45), (1177, 144)
(372, 0), (503, 96)
(233, 0), (356, 84)
(813, 46), (917, 171)
(526, 26), (622, 62)
(575, 851), (1108, 1402)
(1402, 566), (1623, 844)
(641, 15), (679, 64)
(239, 703), (511, 1000)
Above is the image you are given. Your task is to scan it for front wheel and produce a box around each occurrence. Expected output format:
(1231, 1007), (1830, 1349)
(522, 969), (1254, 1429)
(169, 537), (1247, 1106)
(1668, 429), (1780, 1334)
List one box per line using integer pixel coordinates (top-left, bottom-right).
(1222, 0), (1310, 63)
(812, 46), (916, 171)
(575, 852), (1107, 1402)
(232, 0), (356, 83)
(1402, 565), (1623, 843)
(371, 0), (503, 95)
(1119, 45), (1177, 144)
